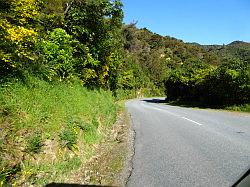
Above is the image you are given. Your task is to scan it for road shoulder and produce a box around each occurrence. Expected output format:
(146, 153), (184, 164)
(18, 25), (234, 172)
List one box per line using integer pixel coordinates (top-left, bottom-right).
(59, 109), (135, 186)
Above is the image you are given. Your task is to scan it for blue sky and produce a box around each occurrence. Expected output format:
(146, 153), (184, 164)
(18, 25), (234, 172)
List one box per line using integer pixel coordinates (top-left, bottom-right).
(122, 0), (250, 44)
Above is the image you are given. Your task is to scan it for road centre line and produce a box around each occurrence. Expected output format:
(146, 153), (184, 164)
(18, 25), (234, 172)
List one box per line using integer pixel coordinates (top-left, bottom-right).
(144, 104), (180, 117)
(143, 103), (204, 126)
(181, 117), (203, 126)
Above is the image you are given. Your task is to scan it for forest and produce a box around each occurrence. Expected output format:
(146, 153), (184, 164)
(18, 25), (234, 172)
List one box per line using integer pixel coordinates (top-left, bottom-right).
(0, 0), (249, 185)
(122, 24), (250, 107)
(1, 0), (249, 104)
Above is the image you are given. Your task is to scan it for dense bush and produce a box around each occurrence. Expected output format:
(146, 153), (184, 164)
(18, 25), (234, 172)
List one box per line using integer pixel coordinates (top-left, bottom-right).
(164, 58), (250, 106)
(201, 59), (250, 105)
(36, 28), (78, 81)
(165, 58), (213, 101)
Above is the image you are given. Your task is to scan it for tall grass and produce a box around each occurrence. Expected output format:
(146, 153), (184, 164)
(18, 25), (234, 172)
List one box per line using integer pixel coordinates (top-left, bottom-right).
(0, 76), (118, 186)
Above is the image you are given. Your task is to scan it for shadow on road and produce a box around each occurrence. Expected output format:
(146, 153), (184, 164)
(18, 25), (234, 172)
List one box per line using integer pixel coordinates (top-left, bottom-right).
(142, 98), (166, 103)
(142, 98), (217, 109)
(45, 183), (112, 187)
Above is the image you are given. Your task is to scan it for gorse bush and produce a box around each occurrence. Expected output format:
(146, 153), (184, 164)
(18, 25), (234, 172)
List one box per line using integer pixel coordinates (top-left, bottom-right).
(1, 0), (124, 89)
(0, 0), (39, 77)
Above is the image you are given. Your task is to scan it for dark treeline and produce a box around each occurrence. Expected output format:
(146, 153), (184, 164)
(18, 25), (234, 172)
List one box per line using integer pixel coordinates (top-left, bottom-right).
(164, 40), (250, 106)
(0, 0), (249, 105)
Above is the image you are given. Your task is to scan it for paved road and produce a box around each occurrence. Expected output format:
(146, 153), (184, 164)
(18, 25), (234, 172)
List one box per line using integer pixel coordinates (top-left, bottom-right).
(126, 98), (250, 187)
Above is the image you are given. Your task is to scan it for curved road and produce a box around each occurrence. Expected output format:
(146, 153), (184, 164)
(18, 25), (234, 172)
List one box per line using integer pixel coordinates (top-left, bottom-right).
(126, 98), (250, 187)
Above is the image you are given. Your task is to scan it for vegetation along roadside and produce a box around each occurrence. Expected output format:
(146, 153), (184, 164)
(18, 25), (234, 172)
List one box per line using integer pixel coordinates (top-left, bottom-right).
(0, 0), (249, 186)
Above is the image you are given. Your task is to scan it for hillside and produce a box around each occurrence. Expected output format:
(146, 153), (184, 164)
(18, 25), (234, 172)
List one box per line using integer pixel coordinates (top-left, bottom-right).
(200, 41), (250, 61)
(120, 25), (249, 107)
(118, 25), (221, 98)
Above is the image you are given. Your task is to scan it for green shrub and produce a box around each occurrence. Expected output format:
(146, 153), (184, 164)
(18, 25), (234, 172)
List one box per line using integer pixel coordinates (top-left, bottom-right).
(26, 134), (43, 154)
(59, 128), (77, 150)
(164, 58), (250, 107)
(36, 28), (78, 81)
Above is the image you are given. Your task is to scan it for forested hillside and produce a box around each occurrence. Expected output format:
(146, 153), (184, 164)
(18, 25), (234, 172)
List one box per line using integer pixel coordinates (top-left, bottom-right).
(0, 0), (249, 185)
(119, 24), (220, 97)
(201, 41), (250, 61)
(121, 25), (249, 107)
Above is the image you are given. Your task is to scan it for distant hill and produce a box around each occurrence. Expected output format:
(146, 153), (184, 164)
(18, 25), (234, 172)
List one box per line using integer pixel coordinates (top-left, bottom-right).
(228, 41), (250, 46)
(123, 25), (221, 66)
(198, 41), (250, 61)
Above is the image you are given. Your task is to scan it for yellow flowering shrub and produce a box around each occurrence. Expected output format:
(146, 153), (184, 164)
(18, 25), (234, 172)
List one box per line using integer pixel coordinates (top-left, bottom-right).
(11, 0), (38, 25)
(6, 26), (37, 43)
(0, 0), (39, 70)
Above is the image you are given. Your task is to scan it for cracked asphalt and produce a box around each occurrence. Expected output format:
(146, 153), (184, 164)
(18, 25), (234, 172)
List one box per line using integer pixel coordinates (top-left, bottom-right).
(126, 98), (250, 187)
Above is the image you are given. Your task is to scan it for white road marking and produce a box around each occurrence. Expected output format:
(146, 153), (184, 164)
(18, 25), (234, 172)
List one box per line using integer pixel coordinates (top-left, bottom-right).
(142, 104), (180, 117)
(181, 117), (203, 126)
(153, 107), (180, 117)
(142, 102), (204, 126)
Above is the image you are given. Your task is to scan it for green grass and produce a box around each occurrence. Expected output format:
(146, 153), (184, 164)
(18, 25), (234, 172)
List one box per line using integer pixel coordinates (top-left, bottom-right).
(224, 104), (250, 112)
(0, 76), (118, 186)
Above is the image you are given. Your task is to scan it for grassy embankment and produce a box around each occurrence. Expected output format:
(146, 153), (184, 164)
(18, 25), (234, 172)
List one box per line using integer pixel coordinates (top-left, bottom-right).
(0, 76), (119, 186)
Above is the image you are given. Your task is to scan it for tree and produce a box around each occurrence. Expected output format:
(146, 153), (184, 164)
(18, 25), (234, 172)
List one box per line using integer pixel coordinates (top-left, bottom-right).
(64, 0), (124, 88)
(0, 0), (39, 78)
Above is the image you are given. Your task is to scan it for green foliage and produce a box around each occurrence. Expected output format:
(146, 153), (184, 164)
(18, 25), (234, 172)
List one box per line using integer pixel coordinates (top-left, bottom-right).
(165, 58), (213, 100)
(26, 134), (43, 154)
(0, 0), (124, 89)
(59, 128), (77, 150)
(0, 0), (39, 78)
(38, 0), (67, 30)
(201, 41), (250, 62)
(165, 57), (250, 106)
(225, 104), (250, 112)
(200, 59), (250, 105)
(0, 76), (118, 185)
(121, 26), (249, 107)
(120, 24), (221, 98)
(64, 0), (124, 88)
(36, 28), (77, 81)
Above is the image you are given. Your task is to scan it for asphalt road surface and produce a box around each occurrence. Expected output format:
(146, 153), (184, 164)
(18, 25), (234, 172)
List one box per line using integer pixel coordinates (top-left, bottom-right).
(126, 98), (250, 187)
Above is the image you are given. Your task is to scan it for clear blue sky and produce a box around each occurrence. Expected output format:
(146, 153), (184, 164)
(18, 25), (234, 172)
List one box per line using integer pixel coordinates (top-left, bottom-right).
(122, 0), (250, 45)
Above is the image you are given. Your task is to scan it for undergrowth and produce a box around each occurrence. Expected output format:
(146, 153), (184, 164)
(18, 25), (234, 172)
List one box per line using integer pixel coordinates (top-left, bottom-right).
(164, 99), (250, 113)
(224, 103), (250, 112)
(0, 76), (118, 186)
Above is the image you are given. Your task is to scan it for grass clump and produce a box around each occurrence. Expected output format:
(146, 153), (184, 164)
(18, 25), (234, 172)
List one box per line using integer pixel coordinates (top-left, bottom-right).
(0, 76), (118, 186)
(59, 128), (77, 150)
(26, 134), (44, 154)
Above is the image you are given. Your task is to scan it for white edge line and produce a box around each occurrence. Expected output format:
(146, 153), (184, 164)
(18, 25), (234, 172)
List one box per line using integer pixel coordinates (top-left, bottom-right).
(182, 117), (203, 126)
